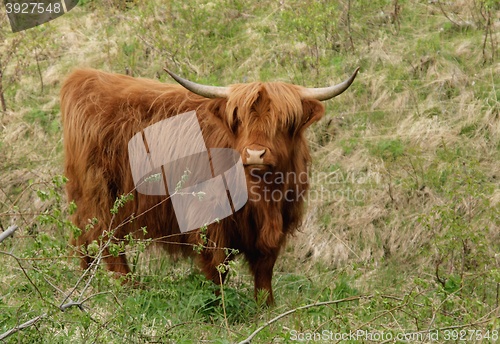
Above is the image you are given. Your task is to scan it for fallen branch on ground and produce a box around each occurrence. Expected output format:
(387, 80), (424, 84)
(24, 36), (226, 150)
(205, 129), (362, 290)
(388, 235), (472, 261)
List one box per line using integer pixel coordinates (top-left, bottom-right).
(237, 295), (371, 344)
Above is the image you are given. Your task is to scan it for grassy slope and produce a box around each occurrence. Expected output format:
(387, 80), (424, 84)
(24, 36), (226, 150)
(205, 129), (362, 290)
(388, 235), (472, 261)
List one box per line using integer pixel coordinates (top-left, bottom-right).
(0, 0), (499, 342)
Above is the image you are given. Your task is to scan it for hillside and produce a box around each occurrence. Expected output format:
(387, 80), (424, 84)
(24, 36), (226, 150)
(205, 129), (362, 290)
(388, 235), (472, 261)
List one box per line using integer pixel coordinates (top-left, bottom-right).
(1, 0), (499, 342)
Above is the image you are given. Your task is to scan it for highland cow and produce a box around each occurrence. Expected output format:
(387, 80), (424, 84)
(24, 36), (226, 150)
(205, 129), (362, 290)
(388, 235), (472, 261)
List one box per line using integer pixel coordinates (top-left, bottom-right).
(60, 67), (358, 304)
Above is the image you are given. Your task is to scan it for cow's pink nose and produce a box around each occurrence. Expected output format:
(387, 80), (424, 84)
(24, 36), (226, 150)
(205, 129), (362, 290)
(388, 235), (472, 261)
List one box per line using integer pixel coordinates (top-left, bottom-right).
(246, 148), (266, 164)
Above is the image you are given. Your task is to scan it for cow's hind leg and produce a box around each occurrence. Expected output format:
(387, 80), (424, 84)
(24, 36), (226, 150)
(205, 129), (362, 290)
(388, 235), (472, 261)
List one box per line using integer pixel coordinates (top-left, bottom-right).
(70, 235), (94, 271)
(102, 246), (130, 276)
(198, 249), (230, 287)
(71, 235), (130, 276)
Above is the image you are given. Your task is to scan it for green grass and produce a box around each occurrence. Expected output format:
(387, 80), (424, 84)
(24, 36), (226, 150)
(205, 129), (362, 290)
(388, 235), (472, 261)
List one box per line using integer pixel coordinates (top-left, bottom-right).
(1, 0), (500, 342)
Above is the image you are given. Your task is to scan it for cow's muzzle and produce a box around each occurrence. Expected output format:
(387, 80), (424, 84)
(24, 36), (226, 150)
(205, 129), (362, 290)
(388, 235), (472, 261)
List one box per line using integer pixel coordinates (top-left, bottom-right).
(245, 148), (266, 165)
(243, 145), (274, 171)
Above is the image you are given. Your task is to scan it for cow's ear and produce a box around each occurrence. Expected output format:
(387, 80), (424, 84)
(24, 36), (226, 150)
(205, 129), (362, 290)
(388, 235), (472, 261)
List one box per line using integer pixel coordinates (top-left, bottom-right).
(301, 99), (325, 130)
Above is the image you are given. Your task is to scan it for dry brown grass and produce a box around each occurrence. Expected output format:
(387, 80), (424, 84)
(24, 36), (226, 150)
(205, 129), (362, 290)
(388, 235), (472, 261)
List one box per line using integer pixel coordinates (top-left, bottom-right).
(284, 1), (499, 275)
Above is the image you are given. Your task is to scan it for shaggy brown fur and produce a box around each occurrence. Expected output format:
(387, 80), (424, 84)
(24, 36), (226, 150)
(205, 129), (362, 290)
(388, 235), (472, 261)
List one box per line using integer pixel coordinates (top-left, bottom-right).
(60, 68), (325, 304)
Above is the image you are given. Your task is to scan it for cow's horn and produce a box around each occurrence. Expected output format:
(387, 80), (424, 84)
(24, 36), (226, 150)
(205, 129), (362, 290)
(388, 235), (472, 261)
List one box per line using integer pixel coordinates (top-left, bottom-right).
(300, 67), (359, 101)
(164, 68), (230, 99)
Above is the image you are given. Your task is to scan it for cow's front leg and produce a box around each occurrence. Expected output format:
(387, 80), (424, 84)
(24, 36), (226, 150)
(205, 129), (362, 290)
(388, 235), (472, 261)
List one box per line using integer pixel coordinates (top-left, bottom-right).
(247, 250), (279, 305)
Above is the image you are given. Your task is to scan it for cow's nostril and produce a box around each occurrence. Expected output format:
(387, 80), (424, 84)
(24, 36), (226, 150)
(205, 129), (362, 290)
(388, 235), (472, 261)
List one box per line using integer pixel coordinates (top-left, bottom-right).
(246, 148), (266, 164)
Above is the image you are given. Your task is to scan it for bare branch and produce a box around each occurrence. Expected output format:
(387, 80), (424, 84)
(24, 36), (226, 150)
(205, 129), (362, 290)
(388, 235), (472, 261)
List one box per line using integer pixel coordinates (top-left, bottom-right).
(237, 295), (370, 344)
(0, 225), (18, 243)
(437, 0), (460, 27)
(0, 314), (47, 341)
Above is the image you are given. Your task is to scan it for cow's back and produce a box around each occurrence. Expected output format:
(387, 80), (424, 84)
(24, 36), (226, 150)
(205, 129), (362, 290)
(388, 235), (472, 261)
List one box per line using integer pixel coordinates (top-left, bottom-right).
(60, 69), (201, 257)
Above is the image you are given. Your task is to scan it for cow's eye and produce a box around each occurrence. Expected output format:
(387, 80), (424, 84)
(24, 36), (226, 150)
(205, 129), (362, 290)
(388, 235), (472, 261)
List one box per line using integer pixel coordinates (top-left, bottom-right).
(232, 118), (242, 132)
(288, 117), (306, 136)
(231, 108), (242, 132)
(229, 108), (240, 132)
